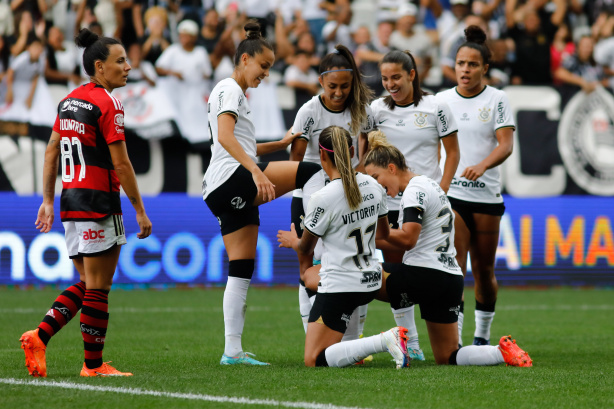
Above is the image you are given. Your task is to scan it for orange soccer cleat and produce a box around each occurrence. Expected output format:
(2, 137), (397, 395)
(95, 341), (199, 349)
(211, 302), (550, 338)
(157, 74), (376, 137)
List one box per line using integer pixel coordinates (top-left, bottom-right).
(20, 329), (47, 377)
(499, 335), (533, 367)
(80, 362), (133, 377)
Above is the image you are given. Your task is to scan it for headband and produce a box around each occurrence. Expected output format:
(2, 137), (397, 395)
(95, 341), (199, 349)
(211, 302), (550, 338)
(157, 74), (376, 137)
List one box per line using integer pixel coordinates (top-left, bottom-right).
(320, 68), (353, 76)
(319, 143), (334, 153)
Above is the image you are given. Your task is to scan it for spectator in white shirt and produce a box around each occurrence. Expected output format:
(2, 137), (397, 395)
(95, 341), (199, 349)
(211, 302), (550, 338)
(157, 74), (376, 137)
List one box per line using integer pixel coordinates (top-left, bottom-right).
(284, 50), (320, 96)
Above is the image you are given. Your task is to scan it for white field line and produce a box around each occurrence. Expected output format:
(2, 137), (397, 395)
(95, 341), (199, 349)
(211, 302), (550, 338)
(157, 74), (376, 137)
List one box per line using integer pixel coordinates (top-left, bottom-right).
(0, 378), (371, 409)
(1, 304), (613, 314)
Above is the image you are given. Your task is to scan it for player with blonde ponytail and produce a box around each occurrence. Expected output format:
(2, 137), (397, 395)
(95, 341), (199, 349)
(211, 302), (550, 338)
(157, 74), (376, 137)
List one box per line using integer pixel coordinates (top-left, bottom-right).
(277, 126), (410, 369)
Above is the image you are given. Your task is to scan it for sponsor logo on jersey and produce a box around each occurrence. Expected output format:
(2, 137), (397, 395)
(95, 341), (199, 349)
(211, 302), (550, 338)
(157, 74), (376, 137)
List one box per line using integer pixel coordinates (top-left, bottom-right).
(362, 193), (374, 202)
(360, 271), (382, 285)
(60, 119), (85, 134)
(230, 196), (246, 210)
(309, 206), (325, 228)
(557, 87), (614, 195)
(114, 113), (124, 126)
(238, 95), (243, 107)
(217, 91), (224, 113)
(437, 253), (458, 269)
(83, 229), (105, 241)
(366, 114), (375, 130)
(496, 101), (505, 124)
(438, 194), (450, 205)
(61, 99), (94, 113)
(395, 119), (405, 127)
(451, 178), (486, 189)
(478, 107), (491, 122)
(378, 119), (388, 125)
(460, 112), (470, 121)
(416, 191), (425, 205)
(358, 180), (370, 187)
(437, 110), (449, 132)
(303, 117), (315, 135)
(414, 113), (428, 128)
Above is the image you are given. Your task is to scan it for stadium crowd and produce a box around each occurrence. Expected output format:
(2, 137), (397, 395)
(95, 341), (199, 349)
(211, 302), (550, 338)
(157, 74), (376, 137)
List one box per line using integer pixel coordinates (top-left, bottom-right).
(1, 0), (614, 122)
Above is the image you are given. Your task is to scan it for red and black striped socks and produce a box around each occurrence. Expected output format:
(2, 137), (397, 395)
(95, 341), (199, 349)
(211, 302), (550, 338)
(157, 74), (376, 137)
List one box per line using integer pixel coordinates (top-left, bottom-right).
(38, 281), (86, 346)
(80, 289), (110, 369)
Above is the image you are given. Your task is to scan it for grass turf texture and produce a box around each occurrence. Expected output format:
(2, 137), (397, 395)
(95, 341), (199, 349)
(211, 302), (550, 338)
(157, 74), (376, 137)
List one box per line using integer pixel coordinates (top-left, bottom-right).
(1, 287), (613, 409)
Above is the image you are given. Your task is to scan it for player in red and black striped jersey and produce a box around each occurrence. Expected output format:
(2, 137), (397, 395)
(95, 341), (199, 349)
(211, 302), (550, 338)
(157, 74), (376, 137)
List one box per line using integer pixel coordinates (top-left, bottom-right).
(19, 28), (152, 378)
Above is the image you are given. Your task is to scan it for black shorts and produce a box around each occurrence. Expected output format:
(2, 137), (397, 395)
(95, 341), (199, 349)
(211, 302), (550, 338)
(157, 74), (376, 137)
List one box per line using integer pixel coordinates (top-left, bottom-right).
(448, 197), (505, 235)
(308, 290), (378, 333)
(383, 263), (463, 324)
(291, 195), (304, 238)
(205, 162), (269, 236)
(388, 209), (400, 229)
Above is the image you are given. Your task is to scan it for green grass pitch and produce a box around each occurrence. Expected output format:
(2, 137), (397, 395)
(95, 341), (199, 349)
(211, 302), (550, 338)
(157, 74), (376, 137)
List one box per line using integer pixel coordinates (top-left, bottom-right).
(1, 287), (613, 409)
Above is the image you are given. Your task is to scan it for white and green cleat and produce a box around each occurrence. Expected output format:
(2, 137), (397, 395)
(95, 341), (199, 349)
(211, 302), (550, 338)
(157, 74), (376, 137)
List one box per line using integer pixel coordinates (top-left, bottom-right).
(220, 352), (270, 366)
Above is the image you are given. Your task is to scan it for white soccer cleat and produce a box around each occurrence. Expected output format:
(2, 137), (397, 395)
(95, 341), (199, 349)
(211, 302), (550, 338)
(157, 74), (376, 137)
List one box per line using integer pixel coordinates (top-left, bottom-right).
(382, 326), (410, 369)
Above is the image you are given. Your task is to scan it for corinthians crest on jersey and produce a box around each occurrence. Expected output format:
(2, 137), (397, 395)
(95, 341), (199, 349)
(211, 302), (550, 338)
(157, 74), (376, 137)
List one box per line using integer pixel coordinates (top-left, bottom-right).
(558, 86), (614, 195)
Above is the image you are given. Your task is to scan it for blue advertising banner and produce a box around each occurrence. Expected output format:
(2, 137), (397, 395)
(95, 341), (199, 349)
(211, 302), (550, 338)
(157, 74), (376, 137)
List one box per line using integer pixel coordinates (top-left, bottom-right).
(1, 193), (612, 286)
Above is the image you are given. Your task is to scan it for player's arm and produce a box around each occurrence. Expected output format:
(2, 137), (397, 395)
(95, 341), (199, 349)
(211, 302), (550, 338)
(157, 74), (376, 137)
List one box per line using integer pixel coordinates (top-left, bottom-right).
(256, 128), (302, 156)
(356, 132), (369, 173)
(460, 127), (513, 181)
(108, 141), (152, 239)
(377, 207), (423, 251)
(440, 133), (460, 193)
(375, 215), (390, 240)
(35, 131), (61, 233)
(290, 137), (308, 161)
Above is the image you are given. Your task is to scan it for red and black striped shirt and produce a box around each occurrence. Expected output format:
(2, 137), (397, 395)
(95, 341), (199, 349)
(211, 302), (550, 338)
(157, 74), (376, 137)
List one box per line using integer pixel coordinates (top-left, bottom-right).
(54, 83), (126, 221)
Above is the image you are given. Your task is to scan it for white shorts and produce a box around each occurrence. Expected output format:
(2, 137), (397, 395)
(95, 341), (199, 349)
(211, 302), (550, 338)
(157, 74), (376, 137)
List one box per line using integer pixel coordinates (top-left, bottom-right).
(63, 215), (127, 258)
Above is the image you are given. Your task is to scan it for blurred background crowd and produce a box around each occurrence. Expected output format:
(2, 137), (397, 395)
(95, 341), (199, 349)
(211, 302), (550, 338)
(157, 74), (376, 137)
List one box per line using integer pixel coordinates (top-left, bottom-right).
(2, 0), (614, 128)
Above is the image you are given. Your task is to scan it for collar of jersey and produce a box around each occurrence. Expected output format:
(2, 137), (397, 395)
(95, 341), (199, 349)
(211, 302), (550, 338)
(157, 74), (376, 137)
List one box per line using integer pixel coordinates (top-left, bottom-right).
(394, 101), (414, 108)
(318, 95), (345, 114)
(454, 85), (487, 99)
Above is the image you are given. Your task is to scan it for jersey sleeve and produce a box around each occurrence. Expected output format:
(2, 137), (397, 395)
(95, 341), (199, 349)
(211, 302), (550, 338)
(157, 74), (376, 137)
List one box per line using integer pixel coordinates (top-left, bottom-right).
(98, 96), (126, 145)
(302, 193), (330, 237)
(378, 185), (389, 217)
(292, 103), (315, 141)
(436, 100), (458, 137)
(361, 104), (376, 133)
(401, 180), (429, 213)
(494, 91), (515, 131)
(216, 83), (242, 118)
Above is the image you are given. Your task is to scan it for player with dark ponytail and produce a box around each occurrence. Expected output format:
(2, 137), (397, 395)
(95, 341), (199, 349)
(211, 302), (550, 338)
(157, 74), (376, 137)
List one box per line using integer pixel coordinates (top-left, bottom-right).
(437, 25), (515, 347)
(203, 21), (321, 366)
(21, 28), (152, 377)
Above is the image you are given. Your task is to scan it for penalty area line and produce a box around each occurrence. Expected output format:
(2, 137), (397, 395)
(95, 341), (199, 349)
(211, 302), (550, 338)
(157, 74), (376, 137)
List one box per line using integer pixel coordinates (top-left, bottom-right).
(0, 378), (371, 409)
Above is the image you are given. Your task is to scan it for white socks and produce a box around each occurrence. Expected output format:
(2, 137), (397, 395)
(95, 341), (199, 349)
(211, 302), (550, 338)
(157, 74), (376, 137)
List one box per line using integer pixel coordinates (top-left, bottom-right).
(324, 334), (387, 367)
(474, 310), (495, 341)
(298, 283), (311, 333)
(392, 305), (420, 350)
(341, 307), (360, 341)
(455, 345), (504, 366)
(223, 277), (250, 357)
(358, 304), (368, 336)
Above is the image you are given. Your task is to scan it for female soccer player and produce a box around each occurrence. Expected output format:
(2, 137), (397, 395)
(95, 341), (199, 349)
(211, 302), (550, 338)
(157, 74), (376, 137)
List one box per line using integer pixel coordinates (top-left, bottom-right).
(202, 21), (320, 366)
(437, 26), (515, 346)
(290, 44), (374, 336)
(365, 131), (530, 367)
(20, 28), (152, 377)
(279, 126), (410, 368)
(370, 49), (460, 360)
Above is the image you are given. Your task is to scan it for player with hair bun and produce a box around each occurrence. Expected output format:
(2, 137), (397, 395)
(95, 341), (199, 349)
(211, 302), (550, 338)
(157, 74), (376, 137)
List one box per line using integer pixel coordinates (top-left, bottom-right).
(362, 130), (531, 367)
(436, 25), (515, 347)
(290, 44), (375, 341)
(203, 21), (321, 366)
(20, 28), (152, 378)
(370, 49), (460, 360)
(278, 126), (410, 369)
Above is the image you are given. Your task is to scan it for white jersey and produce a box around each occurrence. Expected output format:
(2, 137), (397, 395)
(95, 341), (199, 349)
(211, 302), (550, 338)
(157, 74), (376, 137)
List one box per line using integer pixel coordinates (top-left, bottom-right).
(303, 173), (389, 293)
(292, 95), (375, 169)
(371, 95), (458, 210)
(202, 78), (256, 199)
(436, 86), (515, 203)
(399, 175), (462, 275)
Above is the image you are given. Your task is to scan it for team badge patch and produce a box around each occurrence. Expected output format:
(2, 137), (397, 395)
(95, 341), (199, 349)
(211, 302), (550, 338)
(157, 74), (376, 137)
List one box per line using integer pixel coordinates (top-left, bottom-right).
(478, 107), (491, 122)
(414, 113), (427, 128)
(114, 113), (124, 126)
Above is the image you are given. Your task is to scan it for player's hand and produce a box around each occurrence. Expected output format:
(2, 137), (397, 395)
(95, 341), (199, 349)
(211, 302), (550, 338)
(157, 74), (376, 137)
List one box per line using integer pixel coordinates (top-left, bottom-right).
(253, 170), (276, 203)
(277, 223), (299, 251)
(280, 129), (302, 148)
(460, 164), (487, 181)
(136, 212), (152, 239)
(35, 203), (54, 233)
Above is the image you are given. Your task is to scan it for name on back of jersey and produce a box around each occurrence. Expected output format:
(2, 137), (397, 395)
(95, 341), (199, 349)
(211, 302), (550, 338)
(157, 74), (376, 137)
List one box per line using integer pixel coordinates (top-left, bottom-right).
(60, 119), (85, 134)
(342, 203), (379, 225)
